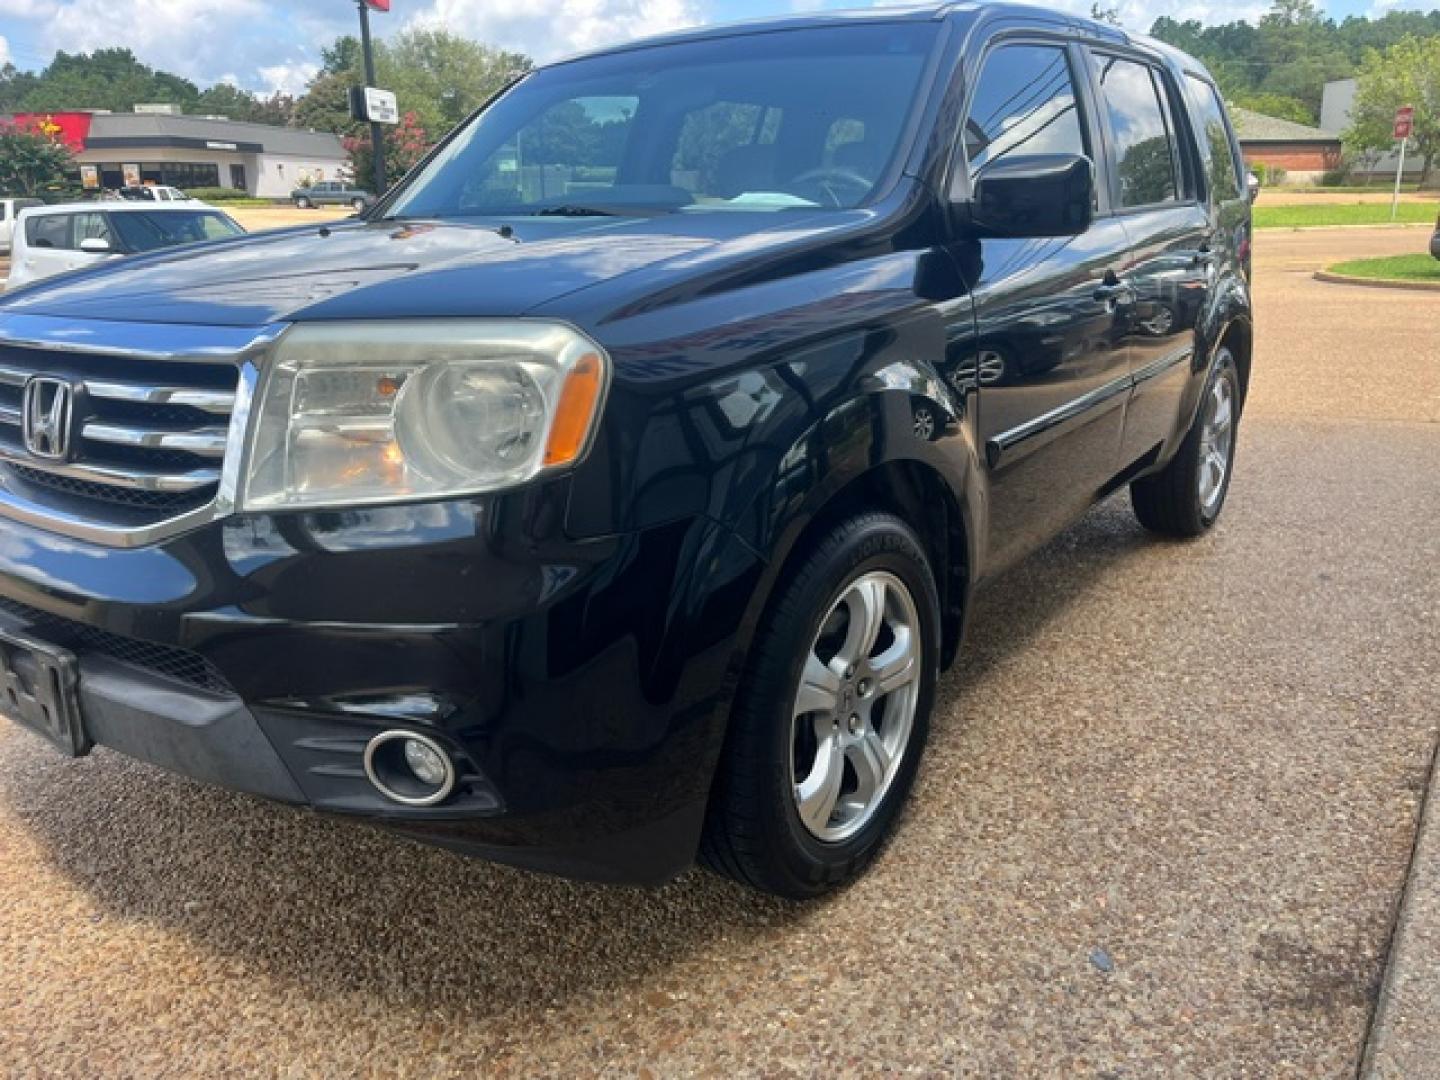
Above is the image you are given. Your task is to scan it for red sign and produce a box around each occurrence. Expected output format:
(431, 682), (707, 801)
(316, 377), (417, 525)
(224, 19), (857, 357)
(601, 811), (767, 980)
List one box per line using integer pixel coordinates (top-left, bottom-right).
(364, 0), (390, 10)
(1394, 106), (1415, 141)
(8, 112), (93, 152)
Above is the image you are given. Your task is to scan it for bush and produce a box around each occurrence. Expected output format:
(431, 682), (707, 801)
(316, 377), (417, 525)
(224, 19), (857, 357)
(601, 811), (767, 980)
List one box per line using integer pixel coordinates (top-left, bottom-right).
(1319, 168), (1350, 187)
(1251, 162), (1289, 186)
(183, 186), (254, 202)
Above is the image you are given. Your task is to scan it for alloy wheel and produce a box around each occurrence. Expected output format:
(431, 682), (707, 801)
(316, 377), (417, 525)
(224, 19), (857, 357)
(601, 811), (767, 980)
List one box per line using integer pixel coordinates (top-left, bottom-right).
(789, 570), (922, 843)
(1198, 359), (1235, 514)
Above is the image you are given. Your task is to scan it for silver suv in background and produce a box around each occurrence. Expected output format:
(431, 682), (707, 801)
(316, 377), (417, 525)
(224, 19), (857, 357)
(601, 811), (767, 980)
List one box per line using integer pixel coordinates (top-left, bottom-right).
(291, 181), (372, 210)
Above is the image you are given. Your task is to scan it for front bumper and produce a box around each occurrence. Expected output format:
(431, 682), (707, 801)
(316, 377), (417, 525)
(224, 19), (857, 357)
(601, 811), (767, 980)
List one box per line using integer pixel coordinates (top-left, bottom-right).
(0, 484), (759, 884)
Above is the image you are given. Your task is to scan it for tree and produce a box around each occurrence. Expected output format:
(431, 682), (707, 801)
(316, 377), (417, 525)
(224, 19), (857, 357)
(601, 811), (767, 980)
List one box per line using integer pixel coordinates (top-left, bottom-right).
(344, 112), (433, 189)
(1347, 35), (1440, 186)
(16, 48), (198, 113)
(294, 30), (531, 141)
(1232, 91), (1315, 125)
(0, 120), (74, 195)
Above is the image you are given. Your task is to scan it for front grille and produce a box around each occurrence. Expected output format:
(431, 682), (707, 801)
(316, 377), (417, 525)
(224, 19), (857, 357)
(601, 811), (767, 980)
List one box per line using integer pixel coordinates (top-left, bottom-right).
(0, 343), (237, 528)
(0, 595), (234, 695)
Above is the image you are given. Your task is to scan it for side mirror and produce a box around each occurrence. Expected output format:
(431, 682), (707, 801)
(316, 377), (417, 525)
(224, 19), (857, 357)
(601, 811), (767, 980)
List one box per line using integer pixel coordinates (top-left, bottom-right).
(1246, 171), (1261, 204)
(78, 237), (112, 254)
(957, 154), (1095, 239)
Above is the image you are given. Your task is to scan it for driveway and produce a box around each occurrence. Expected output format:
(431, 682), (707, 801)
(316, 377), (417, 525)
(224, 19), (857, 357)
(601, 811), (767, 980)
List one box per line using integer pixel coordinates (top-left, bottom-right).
(1, 227), (1438, 1076)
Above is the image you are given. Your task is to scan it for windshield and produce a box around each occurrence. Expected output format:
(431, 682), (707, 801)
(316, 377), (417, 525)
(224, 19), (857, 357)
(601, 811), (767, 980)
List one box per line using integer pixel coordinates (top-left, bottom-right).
(111, 211), (244, 252)
(386, 23), (939, 219)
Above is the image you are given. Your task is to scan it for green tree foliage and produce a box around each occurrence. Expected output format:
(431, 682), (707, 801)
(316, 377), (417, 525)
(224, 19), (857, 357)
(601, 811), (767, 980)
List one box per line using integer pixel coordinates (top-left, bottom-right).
(0, 120), (74, 195)
(13, 48), (199, 113)
(294, 29), (530, 140)
(194, 83), (296, 125)
(1346, 35), (1440, 185)
(1151, 0), (1440, 125)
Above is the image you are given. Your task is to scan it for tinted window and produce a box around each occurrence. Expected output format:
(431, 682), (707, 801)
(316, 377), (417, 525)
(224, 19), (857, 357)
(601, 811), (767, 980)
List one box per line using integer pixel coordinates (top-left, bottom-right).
(26, 215), (71, 250)
(1094, 55), (1177, 207)
(109, 211), (243, 252)
(1185, 75), (1242, 202)
(965, 44), (1087, 177)
(73, 212), (113, 247)
(389, 23), (937, 217)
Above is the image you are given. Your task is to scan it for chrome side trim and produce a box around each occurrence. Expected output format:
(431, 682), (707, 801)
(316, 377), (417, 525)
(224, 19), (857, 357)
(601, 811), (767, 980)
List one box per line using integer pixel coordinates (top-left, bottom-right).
(987, 373), (1132, 470)
(1133, 344), (1194, 385)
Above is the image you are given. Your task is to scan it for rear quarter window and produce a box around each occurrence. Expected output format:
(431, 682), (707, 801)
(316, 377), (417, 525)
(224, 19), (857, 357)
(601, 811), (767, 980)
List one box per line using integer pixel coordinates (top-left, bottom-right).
(26, 214), (72, 250)
(1184, 75), (1243, 203)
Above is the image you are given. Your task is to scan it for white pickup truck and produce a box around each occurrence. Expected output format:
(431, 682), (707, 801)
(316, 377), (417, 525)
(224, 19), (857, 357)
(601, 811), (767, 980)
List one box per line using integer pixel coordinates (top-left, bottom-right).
(0, 198), (45, 256)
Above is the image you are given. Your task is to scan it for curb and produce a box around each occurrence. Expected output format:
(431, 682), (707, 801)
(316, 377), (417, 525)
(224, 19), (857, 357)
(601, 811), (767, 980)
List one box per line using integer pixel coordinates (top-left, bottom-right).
(1256, 223), (1432, 232)
(1360, 721), (1440, 1078)
(1314, 271), (1440, 293)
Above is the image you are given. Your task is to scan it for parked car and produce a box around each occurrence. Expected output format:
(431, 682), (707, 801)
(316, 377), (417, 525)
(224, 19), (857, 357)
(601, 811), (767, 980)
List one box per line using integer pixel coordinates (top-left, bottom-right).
(6, 202), (244, 289)
(0, 197), (45, 255)
(0, 5), (1252, 898)
(111, 185), (198, 203)
(292, 181), (372, 210)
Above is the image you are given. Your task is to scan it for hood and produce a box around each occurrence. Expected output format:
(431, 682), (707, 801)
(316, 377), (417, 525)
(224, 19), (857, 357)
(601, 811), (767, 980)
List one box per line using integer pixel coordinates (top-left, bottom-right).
(0, 212), (841, 328)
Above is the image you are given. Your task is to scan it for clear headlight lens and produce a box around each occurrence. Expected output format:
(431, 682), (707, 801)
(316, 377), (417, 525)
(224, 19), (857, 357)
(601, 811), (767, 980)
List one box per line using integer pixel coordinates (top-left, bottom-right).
(241, 321), (607, 511)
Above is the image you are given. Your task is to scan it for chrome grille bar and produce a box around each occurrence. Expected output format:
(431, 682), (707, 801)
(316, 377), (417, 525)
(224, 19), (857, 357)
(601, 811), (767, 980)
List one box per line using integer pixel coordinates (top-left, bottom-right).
(80, 421), (229, 458)
(0, 447), (220, 492)
(83, 380), (236, 415)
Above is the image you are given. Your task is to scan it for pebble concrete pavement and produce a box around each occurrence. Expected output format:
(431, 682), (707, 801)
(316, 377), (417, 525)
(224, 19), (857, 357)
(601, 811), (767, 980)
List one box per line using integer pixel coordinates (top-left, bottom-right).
(0, 224), (1438, 1077)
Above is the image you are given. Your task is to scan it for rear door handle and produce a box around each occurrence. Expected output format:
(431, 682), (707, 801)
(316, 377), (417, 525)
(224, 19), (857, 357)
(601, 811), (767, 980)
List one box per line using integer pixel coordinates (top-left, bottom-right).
(1093, 281), (1134, 304)
(1194, 246), (1218, 267)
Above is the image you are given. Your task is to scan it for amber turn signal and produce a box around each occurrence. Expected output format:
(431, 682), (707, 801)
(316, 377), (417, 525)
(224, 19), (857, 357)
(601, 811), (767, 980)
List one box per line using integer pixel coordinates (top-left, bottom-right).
(544, 352), (605, 467)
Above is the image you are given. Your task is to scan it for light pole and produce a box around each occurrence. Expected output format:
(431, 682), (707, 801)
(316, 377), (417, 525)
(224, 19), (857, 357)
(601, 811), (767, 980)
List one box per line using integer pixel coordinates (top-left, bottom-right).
(357, 0), (386, 196)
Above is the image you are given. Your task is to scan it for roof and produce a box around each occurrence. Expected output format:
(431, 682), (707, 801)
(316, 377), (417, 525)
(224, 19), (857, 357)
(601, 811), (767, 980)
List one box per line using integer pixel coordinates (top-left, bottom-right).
(1229, 107), (1341, 145)
(21, 201), (235, 215)
(86, 113), (344, 158)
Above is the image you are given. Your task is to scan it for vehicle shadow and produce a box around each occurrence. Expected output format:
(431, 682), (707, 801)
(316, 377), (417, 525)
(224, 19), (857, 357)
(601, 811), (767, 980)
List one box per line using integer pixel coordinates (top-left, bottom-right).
(0, 497), (1157, 1017)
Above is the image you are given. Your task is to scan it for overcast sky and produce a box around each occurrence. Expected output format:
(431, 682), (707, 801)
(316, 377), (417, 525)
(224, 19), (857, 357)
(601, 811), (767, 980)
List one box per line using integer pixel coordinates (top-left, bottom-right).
(0, 0), (1423, 98)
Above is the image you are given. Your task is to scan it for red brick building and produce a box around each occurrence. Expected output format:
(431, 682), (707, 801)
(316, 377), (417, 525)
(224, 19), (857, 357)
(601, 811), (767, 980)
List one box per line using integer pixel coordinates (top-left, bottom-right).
(1230, 107), (1343, 183)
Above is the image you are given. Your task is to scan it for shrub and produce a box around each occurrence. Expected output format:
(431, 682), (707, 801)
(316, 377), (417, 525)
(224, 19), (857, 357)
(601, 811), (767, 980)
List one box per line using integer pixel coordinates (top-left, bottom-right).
(183, 186), (255, 202)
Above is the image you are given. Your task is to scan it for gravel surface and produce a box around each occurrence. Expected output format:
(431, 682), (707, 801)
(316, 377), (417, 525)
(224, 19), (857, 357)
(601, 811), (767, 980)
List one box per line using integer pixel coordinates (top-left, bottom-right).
(1, 227), (1438, 1077)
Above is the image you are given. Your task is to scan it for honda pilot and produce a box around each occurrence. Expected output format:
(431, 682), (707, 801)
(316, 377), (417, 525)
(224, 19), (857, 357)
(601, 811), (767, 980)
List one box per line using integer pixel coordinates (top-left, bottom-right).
(0, 5), (1252, 898)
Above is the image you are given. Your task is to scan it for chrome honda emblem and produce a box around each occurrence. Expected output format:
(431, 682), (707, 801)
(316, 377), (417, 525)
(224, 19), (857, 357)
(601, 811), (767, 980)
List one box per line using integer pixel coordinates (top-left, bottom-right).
(21, 377), (76, 462)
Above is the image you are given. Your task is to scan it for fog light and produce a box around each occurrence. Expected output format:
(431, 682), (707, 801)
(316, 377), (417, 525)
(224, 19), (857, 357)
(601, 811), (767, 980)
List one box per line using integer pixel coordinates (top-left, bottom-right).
(404, 738), (448, 786)
(363, 730), (458, 807)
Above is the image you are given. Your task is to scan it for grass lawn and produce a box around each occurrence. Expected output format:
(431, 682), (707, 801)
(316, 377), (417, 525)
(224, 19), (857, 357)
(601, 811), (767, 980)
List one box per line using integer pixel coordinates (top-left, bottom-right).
(1327, 253), (1440, 282)
(1253, 202), (1439, 228)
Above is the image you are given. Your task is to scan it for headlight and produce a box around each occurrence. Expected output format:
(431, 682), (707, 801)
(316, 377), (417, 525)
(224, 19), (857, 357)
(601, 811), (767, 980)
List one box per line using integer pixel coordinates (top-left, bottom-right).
(240, 321), (608, 511)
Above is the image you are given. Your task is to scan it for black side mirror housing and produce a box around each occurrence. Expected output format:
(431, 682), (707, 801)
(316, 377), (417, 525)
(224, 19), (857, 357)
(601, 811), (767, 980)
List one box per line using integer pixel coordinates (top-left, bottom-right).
(956, 154), (1095, 239)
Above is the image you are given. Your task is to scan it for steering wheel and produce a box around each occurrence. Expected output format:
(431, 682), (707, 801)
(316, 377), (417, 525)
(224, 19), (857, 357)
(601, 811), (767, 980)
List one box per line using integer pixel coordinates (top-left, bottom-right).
(787, 166), (874, 208)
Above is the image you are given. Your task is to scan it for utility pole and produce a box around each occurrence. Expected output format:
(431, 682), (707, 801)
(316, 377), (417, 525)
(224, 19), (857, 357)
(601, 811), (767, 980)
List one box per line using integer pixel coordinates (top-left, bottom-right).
(357, 0), (386, 196)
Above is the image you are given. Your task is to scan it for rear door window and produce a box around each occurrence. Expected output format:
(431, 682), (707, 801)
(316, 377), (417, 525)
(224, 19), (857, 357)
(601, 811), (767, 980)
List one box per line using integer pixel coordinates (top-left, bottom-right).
(964, 43), (1088, 178)
(1092, 55), (1179, 208)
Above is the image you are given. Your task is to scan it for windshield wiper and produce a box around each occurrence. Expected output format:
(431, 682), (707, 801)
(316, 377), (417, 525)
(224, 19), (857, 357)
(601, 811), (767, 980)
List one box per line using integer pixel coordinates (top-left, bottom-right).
(529, 205), (626, 217)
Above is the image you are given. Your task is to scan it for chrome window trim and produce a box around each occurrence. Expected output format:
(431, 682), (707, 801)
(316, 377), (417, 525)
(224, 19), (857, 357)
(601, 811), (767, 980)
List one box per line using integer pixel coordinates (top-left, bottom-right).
(0, 315), (283, 549)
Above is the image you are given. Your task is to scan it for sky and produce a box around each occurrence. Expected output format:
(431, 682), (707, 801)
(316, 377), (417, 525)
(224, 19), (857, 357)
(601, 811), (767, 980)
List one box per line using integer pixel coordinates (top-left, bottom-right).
(0, 0), (1430, 98)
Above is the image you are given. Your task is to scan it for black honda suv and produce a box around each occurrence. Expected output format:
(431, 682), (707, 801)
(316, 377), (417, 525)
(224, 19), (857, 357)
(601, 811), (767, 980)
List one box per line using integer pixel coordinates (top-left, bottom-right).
(0, 5), (1252, 898)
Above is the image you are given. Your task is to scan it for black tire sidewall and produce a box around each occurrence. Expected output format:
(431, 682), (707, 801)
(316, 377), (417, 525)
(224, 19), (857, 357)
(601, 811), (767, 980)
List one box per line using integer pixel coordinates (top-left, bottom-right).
(751, 515), (940, 894)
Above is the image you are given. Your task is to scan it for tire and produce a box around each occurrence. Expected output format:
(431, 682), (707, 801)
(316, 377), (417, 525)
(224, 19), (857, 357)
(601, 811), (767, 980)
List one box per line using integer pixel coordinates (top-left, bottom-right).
(295, 196), (311, 209)
(1130, 346), (1240, 537)
(701, 512), (941, 899)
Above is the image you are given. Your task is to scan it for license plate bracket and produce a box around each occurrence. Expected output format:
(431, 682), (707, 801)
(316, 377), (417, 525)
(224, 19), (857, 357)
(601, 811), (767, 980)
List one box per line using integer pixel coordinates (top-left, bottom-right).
(0, 627), (87, 757)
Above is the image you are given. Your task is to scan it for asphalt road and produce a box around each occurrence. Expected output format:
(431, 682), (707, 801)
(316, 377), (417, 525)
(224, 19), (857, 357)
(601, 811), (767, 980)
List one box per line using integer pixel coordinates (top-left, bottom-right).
(1, 226), (1438, 1077)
